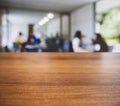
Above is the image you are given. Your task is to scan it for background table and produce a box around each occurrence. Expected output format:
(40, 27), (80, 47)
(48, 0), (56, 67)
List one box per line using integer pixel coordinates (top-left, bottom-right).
(0, 53), (120, 106)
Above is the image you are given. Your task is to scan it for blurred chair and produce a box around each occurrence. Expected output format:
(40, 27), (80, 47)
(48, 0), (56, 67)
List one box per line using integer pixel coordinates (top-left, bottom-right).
(63, 40), (73, 52)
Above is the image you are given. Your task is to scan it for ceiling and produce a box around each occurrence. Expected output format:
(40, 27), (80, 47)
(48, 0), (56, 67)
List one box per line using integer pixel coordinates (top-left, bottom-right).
(0, 0), (97, 12)
(8, 9), (59, 24)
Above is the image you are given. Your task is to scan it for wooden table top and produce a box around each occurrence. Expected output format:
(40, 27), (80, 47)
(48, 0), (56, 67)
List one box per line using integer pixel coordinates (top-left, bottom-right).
(0, 53), (120, 106)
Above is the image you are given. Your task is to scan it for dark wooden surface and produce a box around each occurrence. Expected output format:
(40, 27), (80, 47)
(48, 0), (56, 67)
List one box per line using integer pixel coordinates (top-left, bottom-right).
(0, 53), (120, 106)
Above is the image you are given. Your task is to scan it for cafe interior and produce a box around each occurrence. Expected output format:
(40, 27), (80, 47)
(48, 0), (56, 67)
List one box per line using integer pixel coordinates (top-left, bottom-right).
(0, 0), (120, 52)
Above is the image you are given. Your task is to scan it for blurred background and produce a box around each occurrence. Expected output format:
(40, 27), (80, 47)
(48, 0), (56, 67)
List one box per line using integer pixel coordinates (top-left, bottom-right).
(0, 0), (120, 52)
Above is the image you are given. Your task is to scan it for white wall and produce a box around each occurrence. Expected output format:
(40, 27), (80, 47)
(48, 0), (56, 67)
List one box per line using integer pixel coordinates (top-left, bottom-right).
(71, 3), (94, 38)
(34, 25), (47, 39)
(46, 17), (60, 38)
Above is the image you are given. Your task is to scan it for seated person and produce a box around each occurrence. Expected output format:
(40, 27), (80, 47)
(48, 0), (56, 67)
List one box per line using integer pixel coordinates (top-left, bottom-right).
(16, 32), (24, 50)
(72, 31), (88, 52)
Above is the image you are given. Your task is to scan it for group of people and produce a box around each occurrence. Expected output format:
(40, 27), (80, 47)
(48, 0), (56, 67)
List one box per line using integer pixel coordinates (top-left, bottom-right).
(14, 32), (63, 52)
(14, 30), (108, 52)
(14, 32), (46, 52)
(72, 31), (108, 52)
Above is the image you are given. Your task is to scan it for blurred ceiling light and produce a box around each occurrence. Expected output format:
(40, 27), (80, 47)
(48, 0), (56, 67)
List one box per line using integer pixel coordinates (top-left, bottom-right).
(39, 19), (46, 26)
(43, 17), (49, 22)
(38, 21), (43, 26)
(48, 13), (54, 19)
(39, 13), (54, 26)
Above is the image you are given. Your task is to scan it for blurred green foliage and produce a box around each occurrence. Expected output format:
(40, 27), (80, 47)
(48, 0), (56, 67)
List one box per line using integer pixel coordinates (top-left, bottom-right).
(97, 6), (120, 43)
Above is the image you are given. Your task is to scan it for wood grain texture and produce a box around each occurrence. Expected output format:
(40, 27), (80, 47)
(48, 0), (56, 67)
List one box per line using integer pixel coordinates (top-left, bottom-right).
(0, 53), (120, 106)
